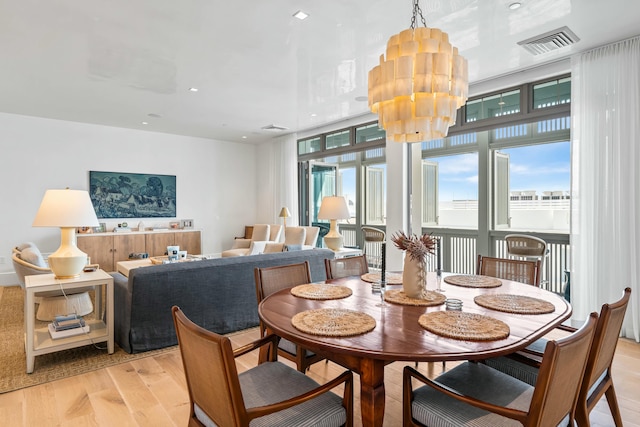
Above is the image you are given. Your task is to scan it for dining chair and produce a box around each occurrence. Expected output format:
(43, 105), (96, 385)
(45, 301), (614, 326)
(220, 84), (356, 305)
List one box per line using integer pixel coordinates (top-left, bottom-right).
(402, 312), (598, 427)
(484, 287), (631, 427)
(476, 254), (541, 286)
(172, 306), (354, 427)
(254, 261), (326, 372)
(324, 254), (369, 279)
(361, 226), (385, 271)
(505, 234), (550, 287)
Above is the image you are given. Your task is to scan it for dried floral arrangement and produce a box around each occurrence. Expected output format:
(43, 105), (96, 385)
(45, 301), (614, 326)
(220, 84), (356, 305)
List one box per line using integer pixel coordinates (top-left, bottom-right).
(391, 231), (437, 261)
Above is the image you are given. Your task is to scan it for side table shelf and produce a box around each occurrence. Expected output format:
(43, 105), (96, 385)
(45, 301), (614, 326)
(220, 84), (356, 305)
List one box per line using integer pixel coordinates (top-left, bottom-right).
(24, 270), (114, 374)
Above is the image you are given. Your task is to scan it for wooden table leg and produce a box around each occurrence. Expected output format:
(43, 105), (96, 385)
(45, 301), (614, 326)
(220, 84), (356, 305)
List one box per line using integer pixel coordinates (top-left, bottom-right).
(359, 358), (386, 427)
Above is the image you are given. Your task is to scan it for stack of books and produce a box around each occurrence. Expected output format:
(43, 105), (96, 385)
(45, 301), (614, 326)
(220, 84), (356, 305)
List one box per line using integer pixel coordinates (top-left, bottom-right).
(48, 314), (90, 339)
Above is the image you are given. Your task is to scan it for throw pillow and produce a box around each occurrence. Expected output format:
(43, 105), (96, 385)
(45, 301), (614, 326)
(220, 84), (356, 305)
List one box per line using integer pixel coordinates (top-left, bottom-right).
(264, 243), (285, 253)
(285, 244), (303, 252)
(19, 246), (47, 267)
(16, 242), (35, 251)
(248, 240), (268, 255)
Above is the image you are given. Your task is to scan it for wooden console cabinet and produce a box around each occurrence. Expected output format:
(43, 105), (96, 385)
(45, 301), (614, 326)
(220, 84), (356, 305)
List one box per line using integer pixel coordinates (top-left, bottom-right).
(78, 230), (201, 272)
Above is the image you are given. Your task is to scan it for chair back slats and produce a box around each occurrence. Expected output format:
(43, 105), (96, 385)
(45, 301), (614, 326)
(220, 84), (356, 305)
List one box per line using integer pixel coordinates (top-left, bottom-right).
(505, 234), (547, 257)
(173, 306), (245, 427)
(529, 312), (598, 427)
(576, 287), (631, 427)
(586, 288), (631, 388)
(254, 261), (311, 302)
(477, 254), (541, 286)
(325, 255), (369, 280)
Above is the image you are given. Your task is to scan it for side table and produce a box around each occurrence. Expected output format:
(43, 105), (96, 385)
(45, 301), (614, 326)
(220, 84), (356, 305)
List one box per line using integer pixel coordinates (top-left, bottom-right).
(332, 247), (363, 258)
(24, 269), (114, 373)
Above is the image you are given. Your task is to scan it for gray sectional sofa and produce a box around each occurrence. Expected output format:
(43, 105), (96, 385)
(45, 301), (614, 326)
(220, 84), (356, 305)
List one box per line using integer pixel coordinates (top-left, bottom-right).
(111, 249), (334, 353)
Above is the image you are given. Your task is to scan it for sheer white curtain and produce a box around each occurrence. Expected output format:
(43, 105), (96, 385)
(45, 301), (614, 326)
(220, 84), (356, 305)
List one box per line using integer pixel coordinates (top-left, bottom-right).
(256, 134), (299, 226)
(571, 35), (640, 341)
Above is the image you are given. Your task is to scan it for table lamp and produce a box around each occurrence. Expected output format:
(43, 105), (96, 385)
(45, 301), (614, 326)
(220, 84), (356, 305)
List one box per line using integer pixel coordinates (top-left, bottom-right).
(317, 196), (350, 251)
(279, 207), (291, 226)
(32, 188), (100, 278)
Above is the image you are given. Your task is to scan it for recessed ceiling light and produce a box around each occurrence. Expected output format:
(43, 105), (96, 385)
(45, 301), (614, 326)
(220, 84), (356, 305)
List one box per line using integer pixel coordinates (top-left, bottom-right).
(509, 2), (522, 10)
(310, 113), (317, 117)
(293, 10), (308, 20)
(141, 121), (149, 125)
(189, 87), (199, 92)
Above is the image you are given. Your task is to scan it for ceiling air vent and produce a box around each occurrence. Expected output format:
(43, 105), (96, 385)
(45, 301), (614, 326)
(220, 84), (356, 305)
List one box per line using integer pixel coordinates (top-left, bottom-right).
(518, 26), (580, 55)
(261, 124), (289, 131)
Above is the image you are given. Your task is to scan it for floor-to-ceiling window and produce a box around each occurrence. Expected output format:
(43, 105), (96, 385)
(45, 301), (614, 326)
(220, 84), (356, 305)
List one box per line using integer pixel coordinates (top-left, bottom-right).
(298, 75), (571, 291)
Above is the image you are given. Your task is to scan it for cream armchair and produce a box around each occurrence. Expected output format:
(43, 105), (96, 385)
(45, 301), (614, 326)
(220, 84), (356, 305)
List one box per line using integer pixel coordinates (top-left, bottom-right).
(12, 243), (94, 321)
(303, 226), (320, 249)
(221, 224), (283, 257)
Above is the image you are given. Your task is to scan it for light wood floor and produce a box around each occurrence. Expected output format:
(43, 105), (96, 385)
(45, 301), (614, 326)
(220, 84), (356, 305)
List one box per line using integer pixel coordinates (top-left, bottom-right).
(0, 327), (638, 426)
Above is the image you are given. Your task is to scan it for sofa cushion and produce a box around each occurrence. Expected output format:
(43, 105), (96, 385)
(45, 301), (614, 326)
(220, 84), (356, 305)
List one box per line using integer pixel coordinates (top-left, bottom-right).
(19, 246), (47, 267)
(231, 238), (251, 249)
(248, 240), (269, 255)
(264, 242), (285, 253)
(303, 226), (320, 247)
(269, 224), (283, 242)
(16, 242), (36, 251)
(252, 224), (270, 241)
(221, 248), (250, 257)
(285, 244), (303, 252)
(284, 227), (306, 246)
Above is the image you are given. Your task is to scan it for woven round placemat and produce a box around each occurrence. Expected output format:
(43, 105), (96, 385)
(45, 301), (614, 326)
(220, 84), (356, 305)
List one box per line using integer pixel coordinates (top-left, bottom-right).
(383, 289), (446, 306)
(474, 294), (556, 314)
(290, 284), (352, 300)
(419, 311), (510, 341)
(291, 308), (376, 337)
(443, 274), (502, 288)
(360, 272), (403, 285)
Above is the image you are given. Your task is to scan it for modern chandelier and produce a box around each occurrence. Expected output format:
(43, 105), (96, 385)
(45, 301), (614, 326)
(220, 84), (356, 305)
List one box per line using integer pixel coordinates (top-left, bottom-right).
(368, 0), (469, 143)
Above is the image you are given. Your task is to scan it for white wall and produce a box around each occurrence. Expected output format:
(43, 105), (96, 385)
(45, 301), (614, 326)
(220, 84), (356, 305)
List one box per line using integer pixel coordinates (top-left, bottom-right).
(0, 112), (257, 285)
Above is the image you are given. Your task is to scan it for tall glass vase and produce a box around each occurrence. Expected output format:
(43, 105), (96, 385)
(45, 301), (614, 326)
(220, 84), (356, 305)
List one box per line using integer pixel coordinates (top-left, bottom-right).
(402, 252), (427, 299)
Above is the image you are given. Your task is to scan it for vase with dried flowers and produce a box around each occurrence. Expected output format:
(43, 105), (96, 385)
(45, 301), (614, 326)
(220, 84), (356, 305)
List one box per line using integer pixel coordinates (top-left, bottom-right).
(391, 231), (437, 298)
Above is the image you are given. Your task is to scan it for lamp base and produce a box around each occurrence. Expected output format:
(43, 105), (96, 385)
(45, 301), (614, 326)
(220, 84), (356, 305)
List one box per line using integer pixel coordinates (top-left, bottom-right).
(323, 235), (343, 251)
(323, 219), (343, 251)
(48, 227), (89, 279)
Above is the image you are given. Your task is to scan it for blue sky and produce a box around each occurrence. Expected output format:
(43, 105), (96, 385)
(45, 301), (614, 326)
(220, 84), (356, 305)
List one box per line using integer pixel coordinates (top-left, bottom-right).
(338, 141), (571, 204)
(431, 141), (570, 201)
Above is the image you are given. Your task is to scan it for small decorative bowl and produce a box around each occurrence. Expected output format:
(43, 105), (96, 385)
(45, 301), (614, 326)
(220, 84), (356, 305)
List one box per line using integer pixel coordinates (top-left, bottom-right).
(445, 298), (463, 311)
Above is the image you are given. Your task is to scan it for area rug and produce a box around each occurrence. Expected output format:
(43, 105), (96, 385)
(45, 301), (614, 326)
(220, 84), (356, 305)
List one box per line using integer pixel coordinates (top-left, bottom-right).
(0, 286), (177, 394)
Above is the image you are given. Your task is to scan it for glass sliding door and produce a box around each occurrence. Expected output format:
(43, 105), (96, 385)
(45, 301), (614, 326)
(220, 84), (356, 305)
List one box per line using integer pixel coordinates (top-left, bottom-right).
(308, 161), (338, 224)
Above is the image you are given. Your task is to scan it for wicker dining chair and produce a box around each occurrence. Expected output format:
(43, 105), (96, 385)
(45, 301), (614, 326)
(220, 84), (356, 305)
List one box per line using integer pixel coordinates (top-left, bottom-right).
(403, 312), (598, 427)
(254, 261), (326, 372)
(476, 254), (541, 286)
(505, 234), (549, 287)
(324, 255), (369, 280)
(361, 226), (385, 271)
(172, 306), (354, 427)
(483, 287), (631, 427)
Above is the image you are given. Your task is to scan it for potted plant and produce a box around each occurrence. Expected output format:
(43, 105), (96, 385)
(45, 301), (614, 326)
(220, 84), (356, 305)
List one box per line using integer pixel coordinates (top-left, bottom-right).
(391, 231), (437, 298)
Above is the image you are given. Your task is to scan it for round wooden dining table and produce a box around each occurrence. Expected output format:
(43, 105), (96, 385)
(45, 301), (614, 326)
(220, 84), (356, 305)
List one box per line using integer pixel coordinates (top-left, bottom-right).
(258, 272), (571, 427)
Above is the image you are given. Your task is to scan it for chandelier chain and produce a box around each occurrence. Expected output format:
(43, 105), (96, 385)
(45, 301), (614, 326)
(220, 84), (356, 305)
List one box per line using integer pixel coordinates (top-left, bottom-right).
(410, 0), (428, 29)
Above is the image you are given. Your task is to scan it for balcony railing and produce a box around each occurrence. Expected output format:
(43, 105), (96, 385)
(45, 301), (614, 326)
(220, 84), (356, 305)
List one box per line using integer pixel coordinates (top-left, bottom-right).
(338, 225), (570, 295)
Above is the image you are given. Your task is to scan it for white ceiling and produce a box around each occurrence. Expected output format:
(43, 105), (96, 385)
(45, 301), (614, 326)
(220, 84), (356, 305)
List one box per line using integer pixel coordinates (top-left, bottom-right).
(1, 0), (639, 144)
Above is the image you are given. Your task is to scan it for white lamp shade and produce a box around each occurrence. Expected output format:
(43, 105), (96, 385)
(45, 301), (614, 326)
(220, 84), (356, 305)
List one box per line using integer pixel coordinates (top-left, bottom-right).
(317, 196), (350, 220)
(33, 189), (99, 227)
(32, 189), (99, 278)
